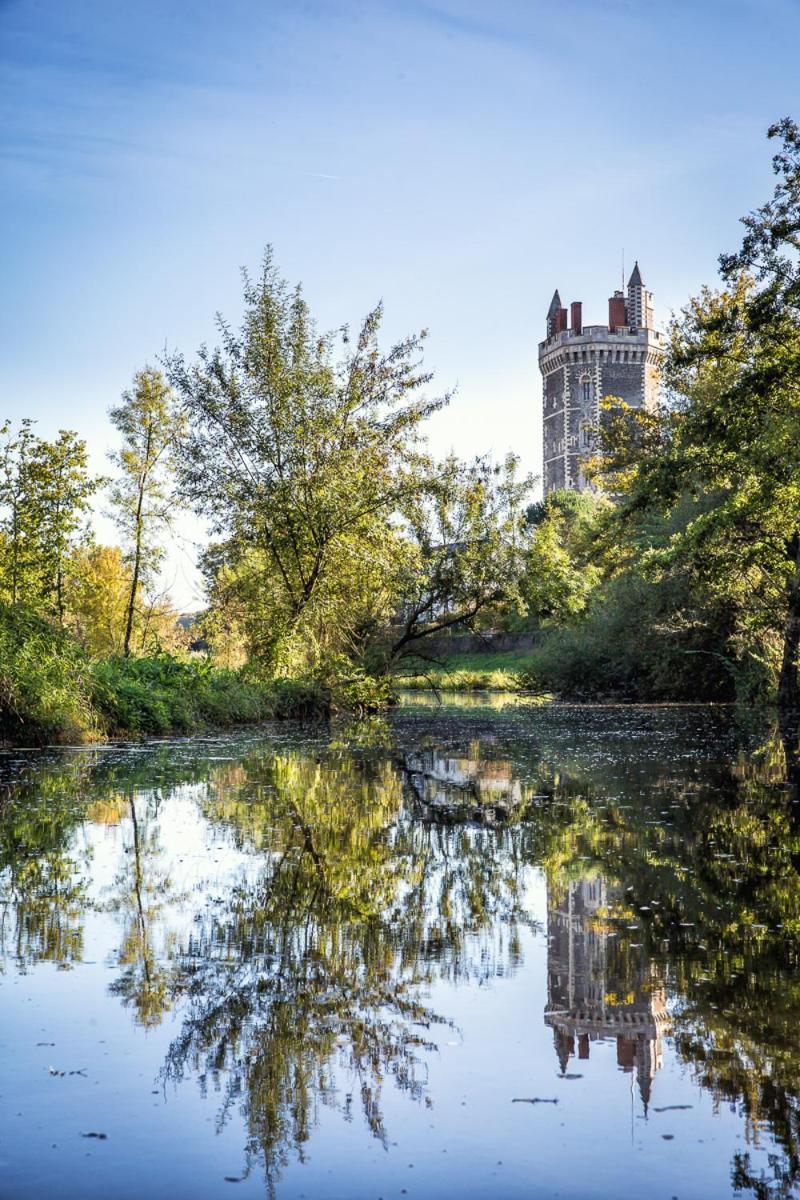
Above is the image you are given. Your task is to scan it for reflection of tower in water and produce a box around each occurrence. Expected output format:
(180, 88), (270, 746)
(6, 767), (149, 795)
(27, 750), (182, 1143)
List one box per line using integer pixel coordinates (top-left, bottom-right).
(544, 875), (670, 1111)
(402, 741), (523, 816)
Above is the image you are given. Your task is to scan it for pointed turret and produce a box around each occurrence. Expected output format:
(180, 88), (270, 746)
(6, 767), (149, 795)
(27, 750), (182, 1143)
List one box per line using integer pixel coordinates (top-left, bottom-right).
(637, 1039), (654, 1115)
(626, 260), (653, 330)
(553, 1026), (573, 1074)
(546, 290), (568, 339)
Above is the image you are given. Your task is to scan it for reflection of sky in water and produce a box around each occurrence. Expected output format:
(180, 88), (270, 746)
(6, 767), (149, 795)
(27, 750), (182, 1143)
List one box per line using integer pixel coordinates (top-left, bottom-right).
(0, 705), (795, 1199)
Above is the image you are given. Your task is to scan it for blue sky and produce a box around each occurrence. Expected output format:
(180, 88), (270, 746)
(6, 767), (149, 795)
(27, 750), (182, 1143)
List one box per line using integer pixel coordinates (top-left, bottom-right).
(2, 0), (798, 604)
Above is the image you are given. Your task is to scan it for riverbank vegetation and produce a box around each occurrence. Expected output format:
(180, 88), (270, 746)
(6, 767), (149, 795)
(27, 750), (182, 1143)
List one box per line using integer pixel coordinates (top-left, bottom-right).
(2, 119), (800, 742)
(0, 604), (331, 744)
(396, 649), (539, 692)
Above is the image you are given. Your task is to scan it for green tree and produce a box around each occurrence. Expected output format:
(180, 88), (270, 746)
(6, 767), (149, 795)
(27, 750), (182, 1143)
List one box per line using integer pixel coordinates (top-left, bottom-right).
(596, 119), (800, 711)
(0, 419), (38, 605)
(66, 543), (132, 656)
(167, 248), (447, 672)
(109, 368), (181, 657)
(0, 421), (99, 618)
(199, 516), (413, 677)
(30, 430), (100, 623)
(522, 489), (607, 625)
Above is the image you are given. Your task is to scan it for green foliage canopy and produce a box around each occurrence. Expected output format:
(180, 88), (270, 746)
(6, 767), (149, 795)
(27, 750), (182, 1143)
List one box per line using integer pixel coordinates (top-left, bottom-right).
(0, 421), (101, 619)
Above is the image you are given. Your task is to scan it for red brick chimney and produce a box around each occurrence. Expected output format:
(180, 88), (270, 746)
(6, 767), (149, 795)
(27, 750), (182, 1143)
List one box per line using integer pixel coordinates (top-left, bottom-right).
(608, 291), (626, 330)
(556, 307), (568, 333)
(570, 301), (582, 335)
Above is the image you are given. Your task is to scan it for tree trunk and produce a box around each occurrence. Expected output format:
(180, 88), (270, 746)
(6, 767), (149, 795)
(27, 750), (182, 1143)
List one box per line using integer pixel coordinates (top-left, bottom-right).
(56, 562), (64, 625)
(778, 532), (800, 715)
(123, 426), (152, 658)
(54, 493), (64, 625)
(123, 536), (142, 658)
(10, 497), (18, 607)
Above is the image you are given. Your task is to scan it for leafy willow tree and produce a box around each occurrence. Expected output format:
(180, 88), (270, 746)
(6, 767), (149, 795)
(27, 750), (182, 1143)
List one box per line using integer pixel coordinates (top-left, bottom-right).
(595, 119), (800, 710)
(166, 249), (450, 671)
(109, 368), (182, 657)
(168, 250), (537, 675)
(386, 453), (532, 665)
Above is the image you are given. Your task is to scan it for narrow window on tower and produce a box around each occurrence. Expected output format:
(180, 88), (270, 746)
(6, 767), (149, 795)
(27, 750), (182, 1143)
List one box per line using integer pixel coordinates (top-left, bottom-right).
(579, 375), (593, 453)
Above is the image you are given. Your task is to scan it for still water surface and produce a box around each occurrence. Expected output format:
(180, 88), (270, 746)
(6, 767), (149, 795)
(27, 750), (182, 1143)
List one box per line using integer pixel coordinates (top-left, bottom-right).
(1, 698), (799, 1199)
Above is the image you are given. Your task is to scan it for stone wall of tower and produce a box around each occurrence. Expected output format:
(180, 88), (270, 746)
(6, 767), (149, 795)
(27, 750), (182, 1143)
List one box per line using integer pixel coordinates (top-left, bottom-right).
(564, 355), (600, 491)
(540, 332), (662, 494)
(542, 364), (567, 490)
(644, 356), (661, 409)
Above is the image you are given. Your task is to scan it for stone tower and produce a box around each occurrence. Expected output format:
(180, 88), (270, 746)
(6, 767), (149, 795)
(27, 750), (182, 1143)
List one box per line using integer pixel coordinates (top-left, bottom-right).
(538, 263), (665, 494)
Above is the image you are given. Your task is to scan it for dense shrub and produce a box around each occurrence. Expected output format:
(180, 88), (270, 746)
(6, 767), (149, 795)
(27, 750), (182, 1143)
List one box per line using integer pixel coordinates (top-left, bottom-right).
(327, 670), (395, 714)
(0, 604), (339, 745)
(0, 603), (97, 745)
(266, 677), (331, 719)
(519, 573), (744, 702)
(90, 654), (328, 735)
(0, 603), (413, 748)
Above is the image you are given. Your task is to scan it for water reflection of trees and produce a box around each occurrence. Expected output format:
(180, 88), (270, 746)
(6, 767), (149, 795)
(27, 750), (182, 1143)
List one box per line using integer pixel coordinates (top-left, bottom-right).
(0, 756), (95, 969)
(103, 790), (179, 1027)
(0, 744), (224, 974)
(164, 745), (536, 1190)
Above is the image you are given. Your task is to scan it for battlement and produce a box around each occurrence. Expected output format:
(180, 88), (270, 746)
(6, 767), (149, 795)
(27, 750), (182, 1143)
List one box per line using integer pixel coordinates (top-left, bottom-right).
(544, 262), (655, 344)
(539, 324), (665, 356)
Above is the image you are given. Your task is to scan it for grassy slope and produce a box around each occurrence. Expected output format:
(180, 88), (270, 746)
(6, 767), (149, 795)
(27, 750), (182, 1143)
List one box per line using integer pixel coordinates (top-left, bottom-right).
(395, 649), (540, 691)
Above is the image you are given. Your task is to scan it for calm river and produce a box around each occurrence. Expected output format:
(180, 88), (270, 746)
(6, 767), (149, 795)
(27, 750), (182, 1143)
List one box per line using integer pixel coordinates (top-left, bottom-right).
(1, 697), (798, 1199)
